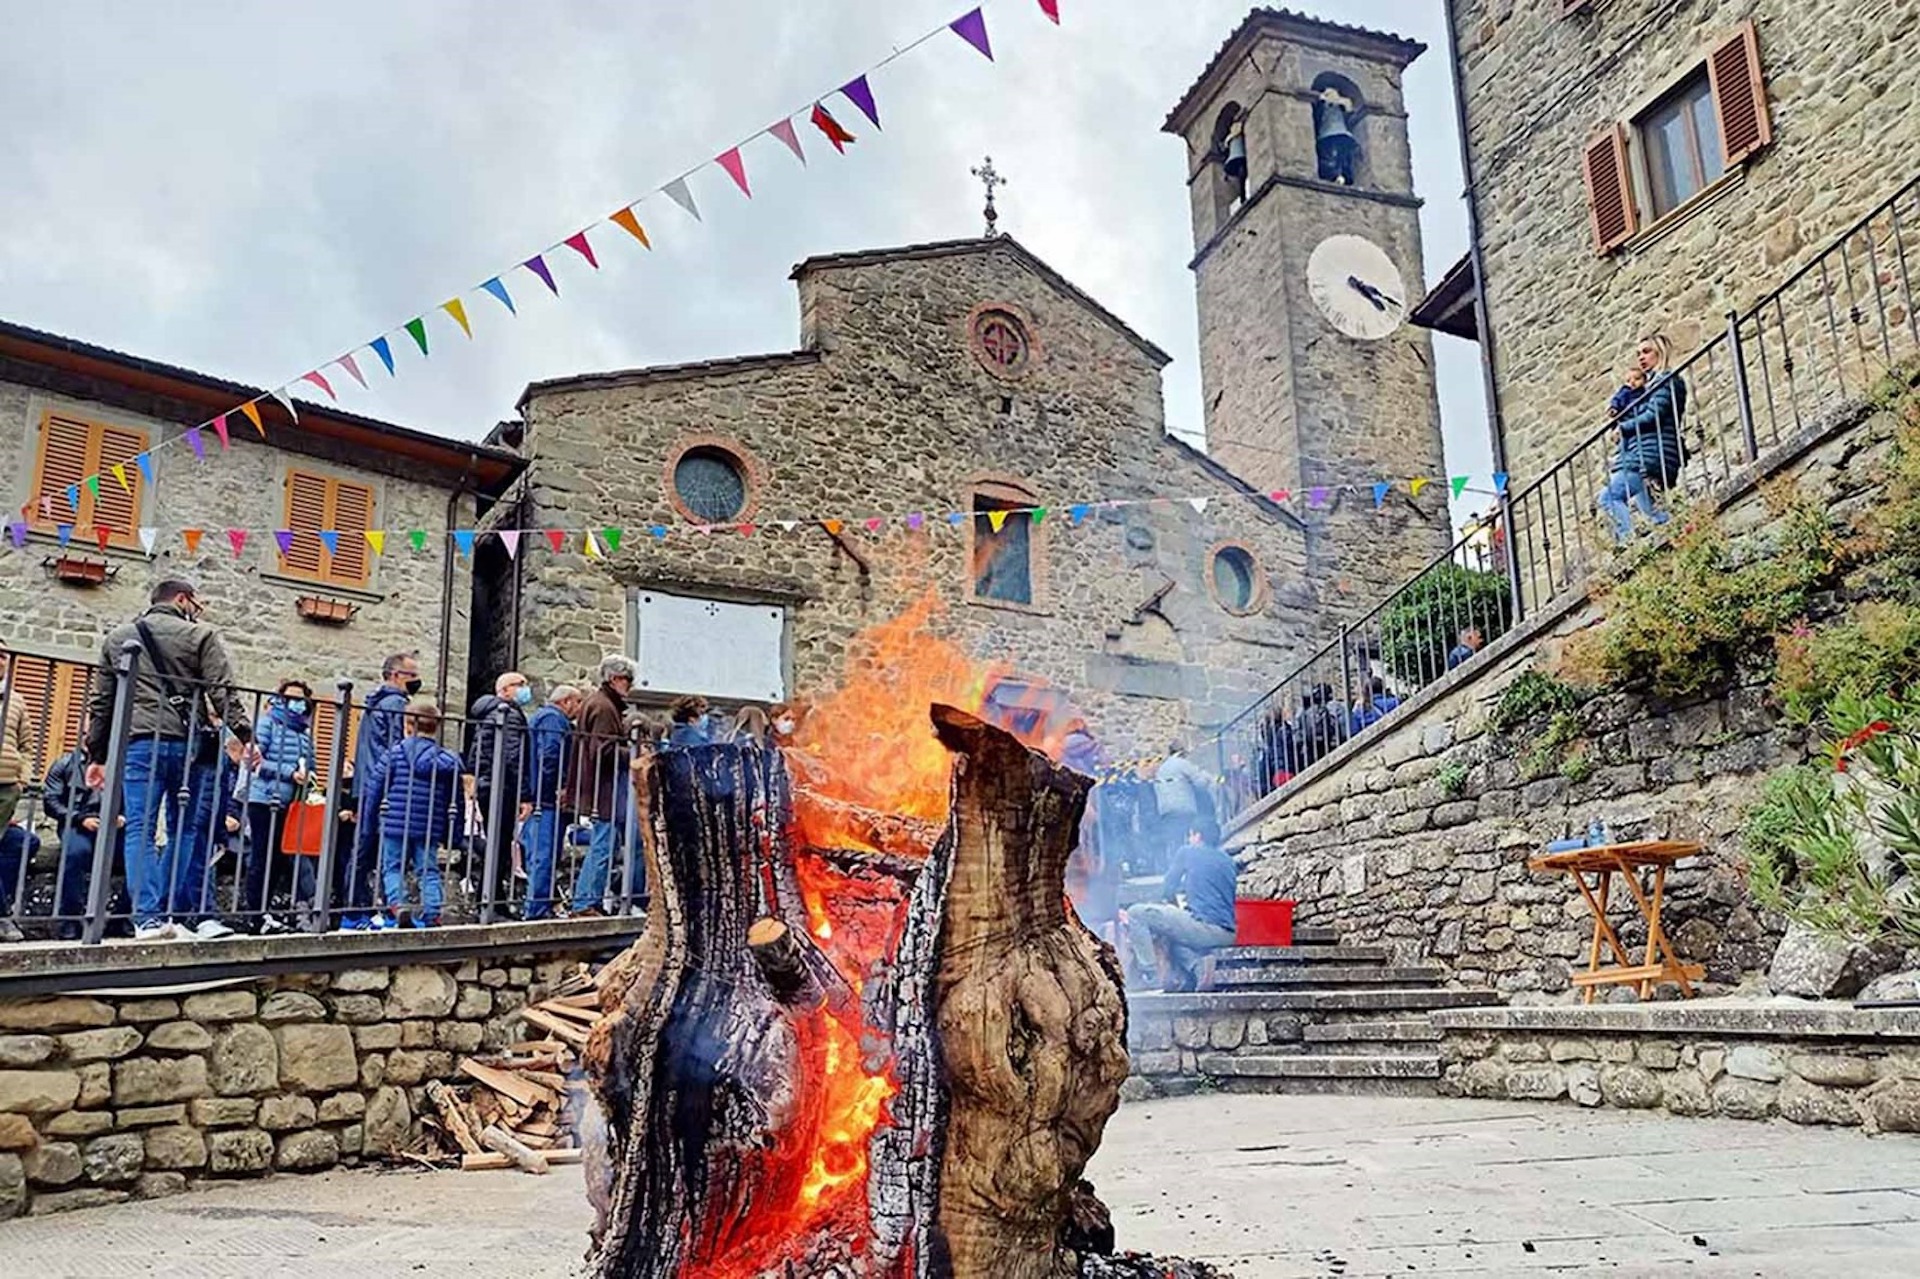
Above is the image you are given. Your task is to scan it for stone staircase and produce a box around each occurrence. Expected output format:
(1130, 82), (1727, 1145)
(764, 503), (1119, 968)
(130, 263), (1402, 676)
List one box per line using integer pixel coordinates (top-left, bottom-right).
(1124, 924), (1501, 1097)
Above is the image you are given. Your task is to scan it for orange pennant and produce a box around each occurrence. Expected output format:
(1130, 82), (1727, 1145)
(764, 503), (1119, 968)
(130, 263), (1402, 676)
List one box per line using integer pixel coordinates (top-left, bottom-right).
(240, 401), (265, 437)
(183, 529), (204, 555)
(609, 207), (651, 249)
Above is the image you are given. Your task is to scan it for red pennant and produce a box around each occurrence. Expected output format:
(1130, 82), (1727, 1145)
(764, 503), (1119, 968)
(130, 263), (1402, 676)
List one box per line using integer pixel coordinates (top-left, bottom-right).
(1039, 0), (1060, 22)
(300, 369), (336, 400)
(210, 414), (232, 449)
(544, 529), (566, 553)
(94, 525), (112, 550)
(809, 103), (856, 153)
(563, 231), (599, 269)
(737, 523), (756, 537)
(227, 529), (248, 557)
(716, 147), (751, 197)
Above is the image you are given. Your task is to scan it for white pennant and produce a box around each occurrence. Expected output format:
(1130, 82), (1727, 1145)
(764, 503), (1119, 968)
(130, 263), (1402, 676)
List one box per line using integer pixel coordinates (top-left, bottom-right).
(775, 520), (799, 533)
(139, 527), (159, 555)
(269, 386), (299, 422)
(498, 529), (521, 560)
(1186, 497), (1210, 514)
(663, 177), (702, 221)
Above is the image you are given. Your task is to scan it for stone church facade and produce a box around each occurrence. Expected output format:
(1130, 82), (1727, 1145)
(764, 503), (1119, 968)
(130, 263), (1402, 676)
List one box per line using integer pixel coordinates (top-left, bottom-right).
(478, 11), (1453, 758)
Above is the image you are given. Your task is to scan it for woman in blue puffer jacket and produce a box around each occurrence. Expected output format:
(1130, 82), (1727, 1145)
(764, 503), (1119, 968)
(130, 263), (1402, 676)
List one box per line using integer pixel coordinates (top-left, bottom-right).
(242, 679), (316, 930)
(1598, 333), (1689, 542)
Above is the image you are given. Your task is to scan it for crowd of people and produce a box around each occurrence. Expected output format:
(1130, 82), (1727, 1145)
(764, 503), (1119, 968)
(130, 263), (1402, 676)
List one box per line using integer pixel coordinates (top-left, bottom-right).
(0, 579), (809, 944)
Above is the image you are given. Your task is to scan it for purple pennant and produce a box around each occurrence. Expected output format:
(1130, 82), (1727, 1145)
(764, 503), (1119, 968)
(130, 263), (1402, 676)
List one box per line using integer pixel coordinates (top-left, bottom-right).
(7, 520), (25, 549)
(905, 512), (925, 531)
(840, 74), (880, 128)
(950, 8), (993, 59)
(273, 530), (295, 556)
(185, 427), (206, 459)
(1308, 486), (1329, 508)
(524, 254), (559, 296)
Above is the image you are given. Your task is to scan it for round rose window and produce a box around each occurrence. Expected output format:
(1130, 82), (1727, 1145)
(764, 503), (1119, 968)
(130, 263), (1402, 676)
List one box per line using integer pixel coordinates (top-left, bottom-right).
(971, 308), (1032, 377)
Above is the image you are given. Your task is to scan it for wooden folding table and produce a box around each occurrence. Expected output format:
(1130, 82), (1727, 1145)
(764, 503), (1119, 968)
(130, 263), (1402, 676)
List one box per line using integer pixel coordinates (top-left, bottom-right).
(1528, 840), (1706, 1003)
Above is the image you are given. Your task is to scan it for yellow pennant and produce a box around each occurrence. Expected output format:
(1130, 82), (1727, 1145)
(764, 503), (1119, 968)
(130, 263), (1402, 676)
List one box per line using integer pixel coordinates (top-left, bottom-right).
(112, 463), (131, 493)
(584, 530), (603, 559)
(365, 530), (386, 555)
(987, 509), (1010, 532)
(441, 298), (472, 339)
(240, 401), (265, 436)
(1410, 476), (1431, 497)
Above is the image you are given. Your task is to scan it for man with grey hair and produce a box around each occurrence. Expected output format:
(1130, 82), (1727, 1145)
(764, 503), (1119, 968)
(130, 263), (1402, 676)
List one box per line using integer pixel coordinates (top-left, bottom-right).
(468, 670), (534, 915)
(522, 683), (582, 921)
(568, 656), (635, 915)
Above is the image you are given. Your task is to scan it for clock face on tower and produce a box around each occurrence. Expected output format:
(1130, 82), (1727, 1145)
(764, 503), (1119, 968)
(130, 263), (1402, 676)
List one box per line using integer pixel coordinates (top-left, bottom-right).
(1306, 234), (1407, 341)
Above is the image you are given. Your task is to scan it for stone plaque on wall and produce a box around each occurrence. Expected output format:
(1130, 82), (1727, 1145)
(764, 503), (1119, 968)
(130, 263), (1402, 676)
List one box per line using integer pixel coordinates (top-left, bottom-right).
(630, 589), (786, 702)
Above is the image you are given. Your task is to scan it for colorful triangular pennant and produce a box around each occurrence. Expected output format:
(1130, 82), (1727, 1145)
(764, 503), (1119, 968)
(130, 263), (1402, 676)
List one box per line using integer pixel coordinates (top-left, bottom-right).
(769, 118), (805, 164)
(370, 336), (396, 376)
(544, 529), (566, 553)
(6, 521), (25, 549)
(1494, 471), (1510, 495)
(268, 387), (298, 421)
(300, 369), (336, 401)
(822, 519), (844, 536)
(1410, 476), (1431, 498)
(987, 510), (1009, 532)
(841, 75), (880, 128)
(947, 511), (966, 526)
(737, 523), (756, 537)
(524, 255), (559, 295)
(65, 483), (79, 514)
(94, 526), (111, 551)
(56, 525), (73, 549)
(404, 318), (429, 357)
(317, 530), (339, 557)
(863, 516), (883, 533)
(183, 529), (204, 555)
(905, 512), (924, 531)
(950, 8), (993, 59)
(139, 527), (158, 555)
(240, 401), (265, 436)
(650, 525), (669, 540)
(273, 530), (295, 556)
(1309, 486), (1330, 508)
(609, 208), (651, 249)
(498, 529), (520, 560)
(408, 529), (428, 553)
(84, 475), (100, 501)
(135, 453), (155, 485)
(810, 102), (855, 152)
(210, 414), (231, 449)
(1069, 503), (1090, 526)
(185, 428), (206, 460)
(774, 520), (798, 534)
(1186, 497), (1209, 514)
(1372, 481), (1391, 508)
(583, 529), (604, 559)
(563, 231), (599, 269)
(366, 530), (386, 555)
(663, 178), (701, 222)
(111, 463), (130, 493)
(1450, 475), (1470, 500)
(601, 527), (623, 553)
(441, 298), (472, 339)
(1039, 0), (1061, 22)
(453, 530), (475, 558)
(338, 352), (369, 389)
(227, 529), (247, 557)
(480, 276), (517, 314)
(716, 148), (751, 198)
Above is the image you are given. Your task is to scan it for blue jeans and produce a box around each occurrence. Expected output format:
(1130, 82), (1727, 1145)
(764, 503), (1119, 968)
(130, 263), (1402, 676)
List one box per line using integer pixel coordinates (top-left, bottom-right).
(1598, 469), (1669, 542)
(521, 809), (563, 920)
(381, 832), (443, 924)
(122, 738), (217, 927)
(570, 818), (618, 912)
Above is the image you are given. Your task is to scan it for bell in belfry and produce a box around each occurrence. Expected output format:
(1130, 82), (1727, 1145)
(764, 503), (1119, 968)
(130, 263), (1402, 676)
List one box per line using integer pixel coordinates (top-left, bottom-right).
(1222, 120), (1248, 183)
(1315, 86), (1359, 186)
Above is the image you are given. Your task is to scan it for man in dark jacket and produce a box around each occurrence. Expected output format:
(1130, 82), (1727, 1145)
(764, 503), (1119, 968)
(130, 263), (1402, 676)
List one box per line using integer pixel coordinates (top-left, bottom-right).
(1293, 683), (1349, 769)
(86, 579), (251, 941)
(569, 656), (635, 915)
(43, 746), (124, 941)
(362, 699), (466, 928)
(522, 684), (581, 921)
(1126, 819), (1238, 991)
(341, 652), (419, 931)
(467, 671), (534, 915)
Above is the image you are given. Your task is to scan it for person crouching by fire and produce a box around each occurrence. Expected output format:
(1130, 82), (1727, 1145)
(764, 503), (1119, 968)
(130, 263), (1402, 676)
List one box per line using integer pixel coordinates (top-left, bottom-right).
(1123, 818), (1238, 992)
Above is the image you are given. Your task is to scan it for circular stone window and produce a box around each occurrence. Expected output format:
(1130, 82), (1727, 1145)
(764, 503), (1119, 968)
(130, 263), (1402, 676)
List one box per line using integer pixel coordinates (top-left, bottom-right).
(1209, 543), (1263, 615)
(968, 303), (1039, 379)
(672, 446), (748, 523)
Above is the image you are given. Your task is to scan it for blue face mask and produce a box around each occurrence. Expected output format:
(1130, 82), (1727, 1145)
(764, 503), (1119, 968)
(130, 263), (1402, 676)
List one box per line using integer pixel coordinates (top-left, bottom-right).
(287, 699), (309, 716)
(513, 686), (533, 707)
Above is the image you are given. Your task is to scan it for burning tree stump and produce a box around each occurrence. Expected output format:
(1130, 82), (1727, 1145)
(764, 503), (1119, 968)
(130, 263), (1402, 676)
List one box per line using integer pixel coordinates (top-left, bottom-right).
(584, 707), (1129, 1278)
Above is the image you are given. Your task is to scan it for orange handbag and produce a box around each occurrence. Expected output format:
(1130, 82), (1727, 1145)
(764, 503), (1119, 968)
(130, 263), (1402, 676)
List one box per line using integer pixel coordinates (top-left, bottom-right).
(280, 795), (328, 857)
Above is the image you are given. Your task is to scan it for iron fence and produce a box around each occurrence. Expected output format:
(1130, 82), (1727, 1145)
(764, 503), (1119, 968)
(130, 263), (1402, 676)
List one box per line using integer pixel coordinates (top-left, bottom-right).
(1215, 171), (1920, 822)
(0, 647), (669, 944)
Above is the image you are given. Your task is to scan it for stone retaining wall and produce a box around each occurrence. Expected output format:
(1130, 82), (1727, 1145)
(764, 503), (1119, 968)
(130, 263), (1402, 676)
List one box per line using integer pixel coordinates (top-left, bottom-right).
(0, 951), (594, 1219)
(1434, 1004), (1920, 1134)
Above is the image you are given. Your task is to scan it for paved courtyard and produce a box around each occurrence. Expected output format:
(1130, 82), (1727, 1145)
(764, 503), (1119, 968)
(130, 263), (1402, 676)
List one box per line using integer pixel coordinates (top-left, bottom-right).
(3, 1094), (1919, 1276)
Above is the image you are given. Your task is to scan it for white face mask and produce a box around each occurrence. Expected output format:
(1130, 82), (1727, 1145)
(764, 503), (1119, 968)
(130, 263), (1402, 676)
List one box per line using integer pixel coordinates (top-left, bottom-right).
(775, 718), (795, 735)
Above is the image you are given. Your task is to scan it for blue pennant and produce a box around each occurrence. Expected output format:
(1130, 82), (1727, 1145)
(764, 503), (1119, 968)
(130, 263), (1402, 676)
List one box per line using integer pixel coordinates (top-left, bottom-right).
(316, 530), (339, 557)
(369, 336), (396, 376)
(480, 277), (517, 315)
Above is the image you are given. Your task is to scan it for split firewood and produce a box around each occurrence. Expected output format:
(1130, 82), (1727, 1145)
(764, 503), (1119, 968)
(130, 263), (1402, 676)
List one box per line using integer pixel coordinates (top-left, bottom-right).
(516, 1116), (560, 1139)
(461, 1058), (558, 1109)
(462, 1147), (584, 1172)
(550, 990), (602, 1010)
(507, 1039), (568, 1055)
(424, 1080), (484, 1156)
(535, 1000), (600, 1026)
(519, 1069), (569, 1093)
(480, 1124), (549, 1174)
(520, 1006), (591, 1047)
(516, 1132), (558, 1150)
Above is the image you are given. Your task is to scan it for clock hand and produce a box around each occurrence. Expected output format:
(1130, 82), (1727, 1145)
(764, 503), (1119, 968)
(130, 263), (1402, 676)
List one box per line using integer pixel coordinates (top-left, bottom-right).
(1346, 275), (1388, 312)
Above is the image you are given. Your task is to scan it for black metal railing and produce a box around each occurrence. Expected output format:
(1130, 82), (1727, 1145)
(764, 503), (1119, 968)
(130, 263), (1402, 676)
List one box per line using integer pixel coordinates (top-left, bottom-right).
(1215, 171), (1920, 822)
(0, 649), (675, 945)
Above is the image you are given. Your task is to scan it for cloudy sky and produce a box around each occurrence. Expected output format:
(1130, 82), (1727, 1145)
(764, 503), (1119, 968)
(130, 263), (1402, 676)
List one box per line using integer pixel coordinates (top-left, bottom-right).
(0, 0), (1489, 521)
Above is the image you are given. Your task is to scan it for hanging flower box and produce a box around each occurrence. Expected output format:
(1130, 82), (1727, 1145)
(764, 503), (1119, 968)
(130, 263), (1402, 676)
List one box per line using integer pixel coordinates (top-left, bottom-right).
(296, 594), (357, 625)
(50, 555), (109, 586)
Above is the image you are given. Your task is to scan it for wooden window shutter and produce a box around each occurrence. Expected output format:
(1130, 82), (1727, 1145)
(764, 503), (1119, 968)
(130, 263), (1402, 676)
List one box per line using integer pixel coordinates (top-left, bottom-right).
(5, 655), (54, 773)
(52, 662), (89, 767)
(32, 417), (92, 529)
(282, 469), (330, 578)
(310, 699), (360, 788)
(1708, 21), (1772, 167)
(1582, 124), (1638, 255)
(92, 424), (148, 540)
(329, 479), (375, 585)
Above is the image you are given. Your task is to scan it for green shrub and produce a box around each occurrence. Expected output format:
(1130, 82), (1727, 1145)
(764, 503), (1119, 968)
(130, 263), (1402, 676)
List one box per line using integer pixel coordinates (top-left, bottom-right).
(1436, 760), (1469, 798)
(1520, 710), (1586, 780)
(1560, 750), (1596, 784)
(1490, 670), (1582, 733)
(1773, 600), (1920, 725)
(1377, 564), (1512, 685)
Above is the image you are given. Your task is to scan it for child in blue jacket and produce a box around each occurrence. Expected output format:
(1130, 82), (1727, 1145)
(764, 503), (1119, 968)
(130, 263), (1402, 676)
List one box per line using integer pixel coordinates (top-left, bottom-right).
(362, 699), (467, 927)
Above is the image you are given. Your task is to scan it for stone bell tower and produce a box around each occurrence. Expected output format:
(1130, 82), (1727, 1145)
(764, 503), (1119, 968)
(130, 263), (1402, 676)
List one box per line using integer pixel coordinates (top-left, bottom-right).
(1165, 10), (1449, 608)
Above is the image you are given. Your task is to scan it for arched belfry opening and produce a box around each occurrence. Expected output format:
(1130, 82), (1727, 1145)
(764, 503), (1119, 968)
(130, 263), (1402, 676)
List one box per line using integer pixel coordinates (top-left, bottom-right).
(1309, 72), (1364, 187)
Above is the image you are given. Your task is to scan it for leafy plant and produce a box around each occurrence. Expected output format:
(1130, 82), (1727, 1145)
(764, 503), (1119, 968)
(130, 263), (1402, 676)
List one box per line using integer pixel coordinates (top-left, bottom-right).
(1561, 750), (1596, 784)
(1773, 599), (1920, 725)
(1520, 710), (1586, 780)
(1377, 564), (1513, 686)
(1491, 669), (1583, 733)
(1436, 760), (1469, 799)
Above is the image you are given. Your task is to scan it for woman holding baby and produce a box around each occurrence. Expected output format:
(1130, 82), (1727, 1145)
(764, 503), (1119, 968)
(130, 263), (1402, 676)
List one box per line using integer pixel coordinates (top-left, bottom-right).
(1596, 333), (1689, 542)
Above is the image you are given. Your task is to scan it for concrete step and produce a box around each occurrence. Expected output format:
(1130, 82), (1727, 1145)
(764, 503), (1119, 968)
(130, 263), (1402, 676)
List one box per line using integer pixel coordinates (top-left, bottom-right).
(1210, 964), (1448, 989)
(1213, 945), (1391, 966)
(1194, 1052), (1443, 1080)
(1302, 1020), (1445, 1045)
(1129, 987), (1499, 1016)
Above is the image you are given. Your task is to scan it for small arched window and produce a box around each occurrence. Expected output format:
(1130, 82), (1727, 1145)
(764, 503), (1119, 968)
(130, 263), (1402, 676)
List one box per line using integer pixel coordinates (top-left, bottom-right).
(970, 477), (1041, 607)
(1209, 103), (1248, 225)
(1310, 73), (1364, 187)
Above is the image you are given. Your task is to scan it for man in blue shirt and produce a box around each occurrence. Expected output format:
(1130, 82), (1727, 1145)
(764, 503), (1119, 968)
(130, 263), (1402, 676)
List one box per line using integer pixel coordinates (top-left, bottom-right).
(1125, 819), (1238, 992)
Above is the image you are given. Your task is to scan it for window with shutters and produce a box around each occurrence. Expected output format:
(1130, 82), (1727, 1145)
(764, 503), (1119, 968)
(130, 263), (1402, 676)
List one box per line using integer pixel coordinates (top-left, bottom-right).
(28, 413), (149, 548)
(309, 698), (361, 789)
(1, 653), (92, 775)
(280, 468), (377, 587)
(1584, 22), (1772, 254)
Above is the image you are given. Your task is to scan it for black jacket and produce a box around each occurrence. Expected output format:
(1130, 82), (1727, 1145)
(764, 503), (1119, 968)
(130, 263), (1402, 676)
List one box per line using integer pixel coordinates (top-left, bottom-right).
(467, 694), (530, 802)
(41, 748), (102, 831)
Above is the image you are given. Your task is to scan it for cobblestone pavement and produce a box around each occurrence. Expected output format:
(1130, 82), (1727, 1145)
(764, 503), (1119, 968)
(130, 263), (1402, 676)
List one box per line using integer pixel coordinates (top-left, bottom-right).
(4, 1094), (1920, 1276)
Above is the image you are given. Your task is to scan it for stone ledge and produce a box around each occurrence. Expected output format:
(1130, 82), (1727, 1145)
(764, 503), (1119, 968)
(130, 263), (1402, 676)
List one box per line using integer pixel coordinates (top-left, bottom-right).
(0, 917), (643, 998)
(1132, 987), (1498, 1015)
(1432, 998), (1920, 1040)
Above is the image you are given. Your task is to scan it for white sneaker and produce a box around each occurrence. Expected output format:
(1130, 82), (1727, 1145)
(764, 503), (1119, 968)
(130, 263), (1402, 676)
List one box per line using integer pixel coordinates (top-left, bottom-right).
(0, 920), (24, 944)
(193, 918), (235, 940)
(133, 922), (178, 942)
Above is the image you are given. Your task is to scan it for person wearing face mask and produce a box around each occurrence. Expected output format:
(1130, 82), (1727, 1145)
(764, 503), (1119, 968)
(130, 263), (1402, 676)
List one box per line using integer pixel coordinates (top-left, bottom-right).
(343, 652), (420, 931)
(86, 579), (252, 942)
(467, 671), (535, 916)
(242, 679), (317, 934)
(769, 703), (798, 744)
(665, 695), (713, 749)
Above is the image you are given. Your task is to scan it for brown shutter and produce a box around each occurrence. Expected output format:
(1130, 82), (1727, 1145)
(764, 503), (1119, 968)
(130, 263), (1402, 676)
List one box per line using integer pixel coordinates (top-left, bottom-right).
(1708, 21), (1771, 167)
(5, 655), (54, 775)
(92, 424), (148, 543)
(328, 479), (375, 585)
(1582, 124), (1638, 255)
(282, 469), (330, 578)
(32, 416), (92, 530)
(310, 699), (361, 788)
(52, 661), (89, 767)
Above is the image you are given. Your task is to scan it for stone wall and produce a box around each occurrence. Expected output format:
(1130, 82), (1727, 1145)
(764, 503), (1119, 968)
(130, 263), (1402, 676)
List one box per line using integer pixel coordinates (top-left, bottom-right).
(0, 952), (591, 1219)
(1453, 0), (1920, 484)
(1233, 398), (1893, 996)
(0, 368), (475, 699)
(501, 239), (1326, 755)
(1434, 1005), (1920, 1134)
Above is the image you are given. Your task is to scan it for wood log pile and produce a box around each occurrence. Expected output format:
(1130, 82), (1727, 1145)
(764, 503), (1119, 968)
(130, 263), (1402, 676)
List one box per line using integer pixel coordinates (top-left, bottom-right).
(412, 963), (613, 1173)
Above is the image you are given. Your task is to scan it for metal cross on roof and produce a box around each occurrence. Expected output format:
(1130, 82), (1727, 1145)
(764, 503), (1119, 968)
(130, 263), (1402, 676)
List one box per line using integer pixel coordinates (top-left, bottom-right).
(970, 156), (1006, 238)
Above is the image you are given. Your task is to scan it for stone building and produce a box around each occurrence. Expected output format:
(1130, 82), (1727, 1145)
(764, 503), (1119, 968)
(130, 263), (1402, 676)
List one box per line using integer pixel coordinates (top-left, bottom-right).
(481, 237), (1322, 758)
(0, 318), (522, 771)
(1429, 0), (1920, 484)
(1164, 8), (1453, 605)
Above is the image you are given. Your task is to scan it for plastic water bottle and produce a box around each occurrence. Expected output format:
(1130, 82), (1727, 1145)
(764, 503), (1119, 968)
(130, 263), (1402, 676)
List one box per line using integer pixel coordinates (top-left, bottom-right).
(1587, 817), (1608, 848)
